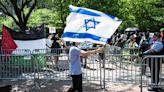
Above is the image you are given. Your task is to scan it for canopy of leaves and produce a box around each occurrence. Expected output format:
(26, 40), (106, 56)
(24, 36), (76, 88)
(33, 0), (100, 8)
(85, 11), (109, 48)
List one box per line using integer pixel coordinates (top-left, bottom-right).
(0, 0), (163, 33)
(28, 8), (57, 27)
(40, 0), (163, 31)
(0, 0), (37, 31)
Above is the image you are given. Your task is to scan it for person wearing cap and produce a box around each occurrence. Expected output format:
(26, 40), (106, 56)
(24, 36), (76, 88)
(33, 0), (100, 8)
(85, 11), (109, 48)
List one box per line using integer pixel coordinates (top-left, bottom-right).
(67, 42), (105, 92)
(140, 32), (163, 91)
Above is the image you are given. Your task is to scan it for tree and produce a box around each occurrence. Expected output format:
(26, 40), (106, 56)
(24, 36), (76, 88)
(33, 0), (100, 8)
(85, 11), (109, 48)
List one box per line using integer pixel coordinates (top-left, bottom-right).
(0, 0), (37, 32)
(130, 0), (163, 31)
(0, 0), (163, 33)
(28, 8), (57, 27)
(153, 0), (164, 28)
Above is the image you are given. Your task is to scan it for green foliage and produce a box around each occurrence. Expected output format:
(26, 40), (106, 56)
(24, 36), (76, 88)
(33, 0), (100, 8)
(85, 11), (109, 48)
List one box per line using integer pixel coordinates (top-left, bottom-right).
(0, 0), (37, 32)
(77, 0), (163, 31)
(130, 0), (163, 31)
(0, 0), (163, 33)
(0, 17), (17, 32)
(28, 8), (57, 27)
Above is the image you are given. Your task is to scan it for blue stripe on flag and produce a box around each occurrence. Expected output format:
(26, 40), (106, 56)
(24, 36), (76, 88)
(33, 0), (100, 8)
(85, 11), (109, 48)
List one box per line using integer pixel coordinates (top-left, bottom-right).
(107, 14), (116, 20)
(70, 7), (101, 17)
(69, 5), (117, 20)
(63, 32), (108, 43)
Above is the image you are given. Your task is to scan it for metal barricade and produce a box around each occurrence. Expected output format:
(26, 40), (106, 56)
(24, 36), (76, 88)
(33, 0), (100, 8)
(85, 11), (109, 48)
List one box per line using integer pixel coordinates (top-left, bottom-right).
(0, 53), (36, 80)
(121, 47), (140, 55)
(79, 47), (141, 90)
(81, 53), (103, 87)
(1, 47), (152, 91)
(31, 48), (70, 88)
(32, 48), (103, 90)
(103, 54), (141, 88)
(140, 55), (164, 92)
(0, 49), (31, 55)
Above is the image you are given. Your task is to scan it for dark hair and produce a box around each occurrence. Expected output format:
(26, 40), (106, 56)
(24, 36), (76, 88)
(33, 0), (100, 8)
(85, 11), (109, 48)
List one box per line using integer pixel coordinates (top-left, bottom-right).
(154, 32), (161, 38)
(72, 42), (76, 46)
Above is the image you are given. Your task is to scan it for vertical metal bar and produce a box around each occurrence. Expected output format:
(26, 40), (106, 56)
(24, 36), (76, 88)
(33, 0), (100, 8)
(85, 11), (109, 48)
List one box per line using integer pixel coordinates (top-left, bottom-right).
(140, 57), (144, 92)
(99, 53), (102, 88)
(103, 52), (105, 90)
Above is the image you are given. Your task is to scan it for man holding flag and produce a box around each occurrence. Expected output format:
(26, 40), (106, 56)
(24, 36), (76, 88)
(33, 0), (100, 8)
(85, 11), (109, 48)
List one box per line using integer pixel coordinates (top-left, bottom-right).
(63, 5), (122, 92)
(68, 42), (104, 92)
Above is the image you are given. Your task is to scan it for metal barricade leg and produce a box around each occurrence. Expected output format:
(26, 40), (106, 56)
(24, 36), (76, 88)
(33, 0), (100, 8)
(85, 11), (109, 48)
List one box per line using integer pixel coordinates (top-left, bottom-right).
(140, 59), (143, 92)
(103, 57), (106, 90)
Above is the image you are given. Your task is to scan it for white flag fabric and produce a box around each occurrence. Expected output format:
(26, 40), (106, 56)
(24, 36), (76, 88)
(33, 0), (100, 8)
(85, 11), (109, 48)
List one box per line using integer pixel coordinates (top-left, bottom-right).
(62, 5), (122, 44)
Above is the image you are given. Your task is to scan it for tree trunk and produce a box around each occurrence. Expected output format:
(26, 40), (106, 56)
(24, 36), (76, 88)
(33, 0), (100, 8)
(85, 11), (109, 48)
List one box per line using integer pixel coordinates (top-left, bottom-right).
(0, 0), (37, 32)
(19, 23), (27, 32)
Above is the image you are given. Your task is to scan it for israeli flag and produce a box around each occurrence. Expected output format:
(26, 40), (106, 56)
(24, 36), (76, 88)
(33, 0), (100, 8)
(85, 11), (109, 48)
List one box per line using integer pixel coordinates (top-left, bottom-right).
(62, 5), (122, 44)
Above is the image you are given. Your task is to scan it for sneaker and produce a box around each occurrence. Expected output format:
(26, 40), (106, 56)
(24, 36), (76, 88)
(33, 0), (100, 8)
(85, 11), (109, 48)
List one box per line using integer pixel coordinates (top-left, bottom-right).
(0, 85), (12, 92)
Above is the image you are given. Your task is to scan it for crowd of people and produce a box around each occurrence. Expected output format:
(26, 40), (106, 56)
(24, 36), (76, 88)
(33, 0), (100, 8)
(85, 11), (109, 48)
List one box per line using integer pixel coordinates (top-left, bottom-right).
(46, 28), (164, 92)
(0, 28), (164, 92)
(47, 28), (164, 54)
(111, 31), (158, 50)
(112, 29), (164, 92)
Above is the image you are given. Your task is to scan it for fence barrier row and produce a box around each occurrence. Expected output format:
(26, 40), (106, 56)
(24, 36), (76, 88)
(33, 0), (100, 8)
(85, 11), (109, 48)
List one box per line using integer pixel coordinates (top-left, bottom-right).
(0, 48), (164, 91)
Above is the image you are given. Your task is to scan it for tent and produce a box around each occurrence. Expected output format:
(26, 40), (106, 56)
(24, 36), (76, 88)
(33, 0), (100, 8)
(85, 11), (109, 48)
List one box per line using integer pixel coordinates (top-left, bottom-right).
(125, 27), (140, 32)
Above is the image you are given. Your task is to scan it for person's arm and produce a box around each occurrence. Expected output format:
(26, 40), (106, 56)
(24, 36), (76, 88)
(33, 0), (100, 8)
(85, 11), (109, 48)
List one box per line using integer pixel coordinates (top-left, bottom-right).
(139, 45), (157, 57)
(142, 49), (155, 55)
(135, 42), (139, 47)
(80, 46), (105, 57)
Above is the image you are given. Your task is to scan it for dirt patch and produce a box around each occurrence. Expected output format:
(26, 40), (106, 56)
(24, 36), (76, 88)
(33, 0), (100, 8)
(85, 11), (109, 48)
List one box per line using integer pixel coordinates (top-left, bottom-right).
(0, 79), (158, 92)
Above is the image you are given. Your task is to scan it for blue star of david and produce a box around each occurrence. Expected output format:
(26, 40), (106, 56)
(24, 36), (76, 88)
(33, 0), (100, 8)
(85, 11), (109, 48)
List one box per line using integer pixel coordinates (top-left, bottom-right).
(84, 18), (100, 31)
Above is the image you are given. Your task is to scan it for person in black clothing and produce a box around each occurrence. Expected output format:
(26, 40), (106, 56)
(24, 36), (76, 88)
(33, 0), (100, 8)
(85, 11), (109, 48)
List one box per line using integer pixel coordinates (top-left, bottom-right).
(51, 33), (61, 70)
(139, 36), (151, 75)
(136, 32), (142, 45)
(51, 33), (61, 49)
